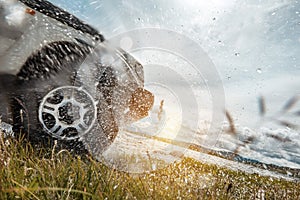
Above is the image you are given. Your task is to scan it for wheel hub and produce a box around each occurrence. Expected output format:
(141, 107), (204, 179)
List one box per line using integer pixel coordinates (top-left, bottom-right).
(58, 102), (81, 125)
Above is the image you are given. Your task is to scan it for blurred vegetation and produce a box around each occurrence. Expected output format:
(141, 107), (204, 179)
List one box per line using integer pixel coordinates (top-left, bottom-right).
(1, 133), (299, 200)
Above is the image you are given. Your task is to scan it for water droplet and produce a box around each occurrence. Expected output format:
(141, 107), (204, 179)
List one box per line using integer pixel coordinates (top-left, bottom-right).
(152, 163), (157, 170)
(120, 36), (133, 51)
(256, 68), (262, 74)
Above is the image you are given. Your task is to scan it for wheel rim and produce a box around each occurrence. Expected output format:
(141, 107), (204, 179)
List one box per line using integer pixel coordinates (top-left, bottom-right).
(38, 86), (97, 140)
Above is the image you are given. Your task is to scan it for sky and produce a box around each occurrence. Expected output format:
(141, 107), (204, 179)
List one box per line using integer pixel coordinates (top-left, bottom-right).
(48, 0), (300, 129)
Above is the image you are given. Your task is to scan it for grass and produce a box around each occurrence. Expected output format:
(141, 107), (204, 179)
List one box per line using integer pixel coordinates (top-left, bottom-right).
(1, 134), (300, 200)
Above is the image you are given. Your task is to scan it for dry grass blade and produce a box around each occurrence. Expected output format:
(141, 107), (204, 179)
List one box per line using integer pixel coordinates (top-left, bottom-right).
(4, 186), (95, 198)
(225, 110), (236, 135)
(277, 120), (298, 130)
(230, 136), (255, 160)
(11, 180), (40, 200)
(265, 133), (291, 143)
(244, 136), (255, 145)
(158, 100), (164, 120)
(232, 145), (241, 157)
(281, 96), (299, 113)
(0, 130), (10, 166)
(258, 96), (266, 116)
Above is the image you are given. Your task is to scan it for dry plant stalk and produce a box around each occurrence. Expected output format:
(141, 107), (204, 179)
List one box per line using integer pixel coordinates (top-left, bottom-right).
(225, 95), (300, 159)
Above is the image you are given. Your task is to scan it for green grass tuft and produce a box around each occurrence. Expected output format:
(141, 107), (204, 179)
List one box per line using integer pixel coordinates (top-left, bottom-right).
(1, 134), (299, 199)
